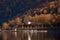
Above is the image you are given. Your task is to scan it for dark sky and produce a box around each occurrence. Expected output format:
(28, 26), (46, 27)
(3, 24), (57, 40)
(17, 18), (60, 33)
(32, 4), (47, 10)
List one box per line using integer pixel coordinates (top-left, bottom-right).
(0, 0), (53, 25)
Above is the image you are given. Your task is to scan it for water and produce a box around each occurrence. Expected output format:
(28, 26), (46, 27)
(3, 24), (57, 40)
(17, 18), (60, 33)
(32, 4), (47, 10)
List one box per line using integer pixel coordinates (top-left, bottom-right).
(0, 30), (59, 40)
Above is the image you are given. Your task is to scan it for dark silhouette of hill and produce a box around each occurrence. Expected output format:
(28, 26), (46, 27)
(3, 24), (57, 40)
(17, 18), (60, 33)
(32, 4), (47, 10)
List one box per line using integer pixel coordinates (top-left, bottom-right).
(0, 0), (57, 25)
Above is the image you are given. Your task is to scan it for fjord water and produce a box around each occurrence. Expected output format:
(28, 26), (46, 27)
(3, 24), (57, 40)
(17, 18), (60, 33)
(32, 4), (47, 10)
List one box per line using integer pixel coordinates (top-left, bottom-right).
(0, 30), (59, 40)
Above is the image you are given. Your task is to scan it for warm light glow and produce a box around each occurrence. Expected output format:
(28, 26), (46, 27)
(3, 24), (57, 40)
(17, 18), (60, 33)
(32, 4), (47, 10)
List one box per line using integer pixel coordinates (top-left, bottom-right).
(28, 21), (31, 25)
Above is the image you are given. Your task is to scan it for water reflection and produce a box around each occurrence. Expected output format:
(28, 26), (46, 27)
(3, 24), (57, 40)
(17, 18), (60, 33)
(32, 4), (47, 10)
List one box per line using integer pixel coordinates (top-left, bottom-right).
(0, 30), (58, 40)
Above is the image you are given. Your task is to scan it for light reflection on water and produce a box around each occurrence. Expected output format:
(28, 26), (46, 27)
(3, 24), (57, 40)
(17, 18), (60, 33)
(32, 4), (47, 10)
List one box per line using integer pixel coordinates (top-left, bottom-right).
(0, 30), (57, 40)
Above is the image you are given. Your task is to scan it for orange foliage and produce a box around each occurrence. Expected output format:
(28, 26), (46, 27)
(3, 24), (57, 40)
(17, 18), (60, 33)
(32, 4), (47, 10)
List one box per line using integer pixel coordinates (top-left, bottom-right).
(2, 22), (8, 29)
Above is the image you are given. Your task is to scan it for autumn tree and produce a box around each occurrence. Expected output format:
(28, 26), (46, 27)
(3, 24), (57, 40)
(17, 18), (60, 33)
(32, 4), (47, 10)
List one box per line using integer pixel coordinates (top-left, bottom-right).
(15, 17), (22, 25)
(2, 22), (9, 30)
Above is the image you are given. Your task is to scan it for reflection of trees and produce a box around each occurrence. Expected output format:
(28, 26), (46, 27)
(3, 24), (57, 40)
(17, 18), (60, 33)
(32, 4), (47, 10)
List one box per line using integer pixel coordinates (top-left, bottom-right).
(2, 31), (18, 40)
(2, 32), (8, 40)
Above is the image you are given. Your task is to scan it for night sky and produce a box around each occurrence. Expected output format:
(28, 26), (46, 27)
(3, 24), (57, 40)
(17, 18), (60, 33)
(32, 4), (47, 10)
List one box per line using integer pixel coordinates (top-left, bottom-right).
(0, 0), (53, 25)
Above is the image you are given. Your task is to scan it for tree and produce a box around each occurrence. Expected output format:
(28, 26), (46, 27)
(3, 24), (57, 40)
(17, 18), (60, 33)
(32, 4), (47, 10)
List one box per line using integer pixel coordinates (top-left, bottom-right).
(2, 22), (9, 30)
(15, 17), (22, 25)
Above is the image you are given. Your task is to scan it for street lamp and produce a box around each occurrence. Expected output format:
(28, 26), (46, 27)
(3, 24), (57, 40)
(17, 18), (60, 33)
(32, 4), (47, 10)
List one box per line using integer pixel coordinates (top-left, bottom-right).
(27, 21), (32, 29)
(28, 21), (31, 25)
